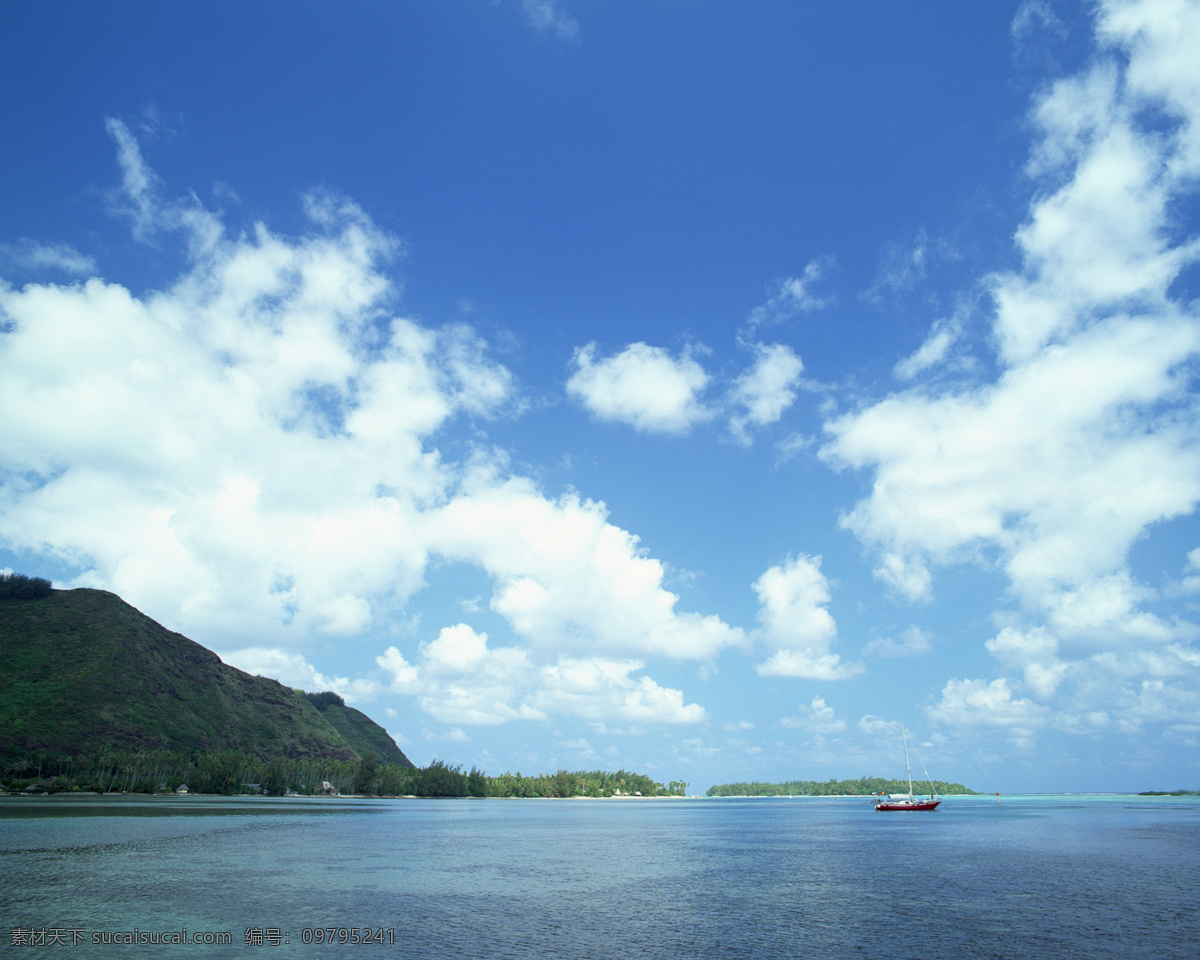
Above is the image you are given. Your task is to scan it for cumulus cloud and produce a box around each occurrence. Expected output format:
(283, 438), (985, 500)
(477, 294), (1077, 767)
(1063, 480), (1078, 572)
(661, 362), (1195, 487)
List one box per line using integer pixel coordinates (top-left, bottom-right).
(856, 714), (904, 738)
(753, 555), (861, 679)
(0, 140), (455, 642)
(376, 625), (706, 726)
(532, 657), (706, 724)
(567, 337), (811, 446)
(378, 624), (544, 725)
(219, 646), (381, 704)
(727, 343), (805, 445)
(1164, 547), (1200, 597)
(821, 0), (1200, 731)
(426, 469), (745, 661)
(566, 341), (712, 434)
(780, 695), (848, 733)
(0, 120), (739, 733)
(926, 677), (1049, 742)
(828, 314), (1200, 606)
(984, 625), (1073, 700)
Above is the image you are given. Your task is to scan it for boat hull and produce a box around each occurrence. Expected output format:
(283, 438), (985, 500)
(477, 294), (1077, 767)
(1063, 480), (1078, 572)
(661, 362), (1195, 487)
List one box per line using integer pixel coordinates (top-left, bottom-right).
(875, 799), (940, 811)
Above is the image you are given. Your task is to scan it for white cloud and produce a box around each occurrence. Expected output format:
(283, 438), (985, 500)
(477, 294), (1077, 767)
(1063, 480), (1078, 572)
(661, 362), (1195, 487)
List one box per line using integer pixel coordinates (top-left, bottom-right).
(423, 725), (470, 743)
(1044, 572), (1182, 648)
(863, 626), (934, 659)
(1012, 0), (1060, 37)
(105, 118), (223, 253)
(753, 555), (862, 679)
(522, 0), (579, 40)
(1164, 547), (1200, 597)
(427, 469), (745, 661)
(1100, 0), (1200, 180)
(727, 342), (805, 444)
(376, 646), (422, 696)
(985, 626), (1071, 699)
(827, 315), (1200, 608)
(746, 258), (833, 329)
(1012, 1), (1068, 44)
(979, 619), (1200, 736)
(532, 657), (706, 724)
(567, 337), (809, 445)
(376, 625), (706, 726)
(856, 714), (903, 738)
(926, 677), (1049, 735)
(378, 627), (539, 726)
(0, 125), (752, 740)
(0, 240), (97, 276)
(774, 431), (816, 465)
(780, 696), (848, 734)
(674, 737), (722, 760)
(218, 646), (380, 703)
(1112, 676), (1200, 736)
(893, 311), (969, 381)
(0, 125), (509, 650)
(863, 228), (959, 303)
(872, 552), (933, 604)
(821, 0), (1200, 735)
(566, 341), (712, 434)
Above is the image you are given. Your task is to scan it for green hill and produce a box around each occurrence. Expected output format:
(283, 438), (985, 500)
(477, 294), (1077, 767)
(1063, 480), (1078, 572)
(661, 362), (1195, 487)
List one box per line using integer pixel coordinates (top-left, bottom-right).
(0, 587), (411, 767)
(304, 692), (411, 767)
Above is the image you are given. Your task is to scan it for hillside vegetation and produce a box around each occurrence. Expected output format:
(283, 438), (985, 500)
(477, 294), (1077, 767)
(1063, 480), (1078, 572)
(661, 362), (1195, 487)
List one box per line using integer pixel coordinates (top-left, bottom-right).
(305, 692), (408, 766)
(707, 777), (979, 797)
(0, 573), (53, 599)
(2, 751), (687, 799)
(2, 584), (685, 799)
(0, 587), (410, 766)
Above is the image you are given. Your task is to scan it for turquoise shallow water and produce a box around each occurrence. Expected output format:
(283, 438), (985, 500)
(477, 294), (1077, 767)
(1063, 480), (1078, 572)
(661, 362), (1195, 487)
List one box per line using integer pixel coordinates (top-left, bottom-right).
(1, 794), (1198, 959)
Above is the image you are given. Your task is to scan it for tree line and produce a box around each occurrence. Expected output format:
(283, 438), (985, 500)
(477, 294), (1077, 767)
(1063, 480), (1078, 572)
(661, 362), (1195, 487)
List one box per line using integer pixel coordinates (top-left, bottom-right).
(302, 690), (346, 711)
(487, 769), (687, 798)
(1, 749), (687, 798)
(706, 777), (978, 797)
(0, 573), (53, 599)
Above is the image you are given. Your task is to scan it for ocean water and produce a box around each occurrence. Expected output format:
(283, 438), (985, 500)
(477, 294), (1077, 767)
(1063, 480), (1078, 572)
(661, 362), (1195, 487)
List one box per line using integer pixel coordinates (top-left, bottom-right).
(1, 794), (1197, 959)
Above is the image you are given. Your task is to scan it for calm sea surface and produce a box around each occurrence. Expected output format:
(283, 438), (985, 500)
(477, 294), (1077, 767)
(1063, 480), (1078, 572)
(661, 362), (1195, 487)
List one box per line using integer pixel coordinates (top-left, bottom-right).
(2, 794), (1197, 959)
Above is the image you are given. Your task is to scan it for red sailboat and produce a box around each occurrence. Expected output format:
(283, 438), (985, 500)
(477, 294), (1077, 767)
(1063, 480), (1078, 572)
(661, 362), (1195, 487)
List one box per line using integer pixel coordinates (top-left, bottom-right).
(875, 725), (940, 811)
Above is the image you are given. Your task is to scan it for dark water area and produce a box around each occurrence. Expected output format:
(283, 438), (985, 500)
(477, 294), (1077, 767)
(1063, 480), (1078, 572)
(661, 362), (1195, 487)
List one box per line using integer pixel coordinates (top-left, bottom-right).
(2, 794), (1197, 959)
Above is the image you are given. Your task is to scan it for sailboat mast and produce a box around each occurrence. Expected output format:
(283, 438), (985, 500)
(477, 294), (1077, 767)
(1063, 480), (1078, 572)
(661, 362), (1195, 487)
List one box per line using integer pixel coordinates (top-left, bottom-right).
(902, 724), (913, 796)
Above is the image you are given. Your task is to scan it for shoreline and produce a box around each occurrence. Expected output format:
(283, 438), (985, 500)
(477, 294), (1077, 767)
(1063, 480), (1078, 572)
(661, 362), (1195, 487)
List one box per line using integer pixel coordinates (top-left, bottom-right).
(0, 790), (696, 801)
(3, 791), (1191, 804)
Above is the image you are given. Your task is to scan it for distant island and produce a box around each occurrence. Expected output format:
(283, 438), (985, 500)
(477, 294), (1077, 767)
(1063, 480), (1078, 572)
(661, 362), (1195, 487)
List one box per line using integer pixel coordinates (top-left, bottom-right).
(1139, 789), (1199, 796)
(707, 777), (980, 797)
(0, 575), (685, 799)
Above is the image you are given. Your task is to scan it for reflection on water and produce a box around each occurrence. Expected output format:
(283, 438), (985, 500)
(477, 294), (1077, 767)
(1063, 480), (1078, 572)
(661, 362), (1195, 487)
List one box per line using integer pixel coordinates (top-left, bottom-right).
(0, 793), (374, 819)
(1, 795), (1197, 959)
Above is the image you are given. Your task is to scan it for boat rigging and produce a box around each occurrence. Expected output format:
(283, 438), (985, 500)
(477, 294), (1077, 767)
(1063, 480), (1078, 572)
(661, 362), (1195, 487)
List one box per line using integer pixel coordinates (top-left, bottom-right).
(875, 724), (940, 811)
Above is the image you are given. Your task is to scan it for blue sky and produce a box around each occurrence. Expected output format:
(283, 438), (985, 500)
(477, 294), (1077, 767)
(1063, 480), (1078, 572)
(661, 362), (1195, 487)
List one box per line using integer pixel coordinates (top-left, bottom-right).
(3, 0), (1199, 793)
